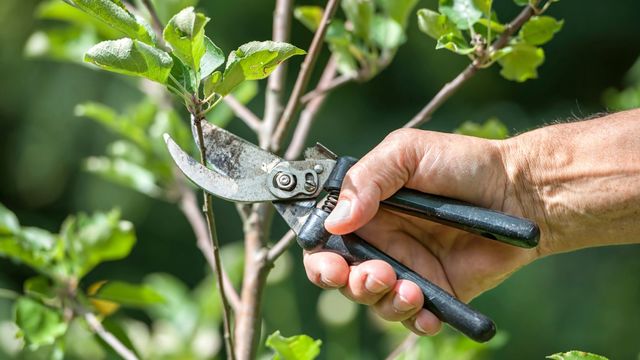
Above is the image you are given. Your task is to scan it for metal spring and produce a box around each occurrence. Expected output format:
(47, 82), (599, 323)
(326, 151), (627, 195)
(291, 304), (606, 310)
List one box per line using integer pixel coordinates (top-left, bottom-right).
(321, 190), (339, 213)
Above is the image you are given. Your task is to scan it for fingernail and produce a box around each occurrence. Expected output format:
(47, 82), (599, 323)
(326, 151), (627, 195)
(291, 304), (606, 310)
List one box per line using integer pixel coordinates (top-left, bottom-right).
(364, 275), (388, 294)
(320, 275), (339, 288)
(414, 318), (428, 335)
(393, 294), (414, 313)
(325, 200), (352, 228)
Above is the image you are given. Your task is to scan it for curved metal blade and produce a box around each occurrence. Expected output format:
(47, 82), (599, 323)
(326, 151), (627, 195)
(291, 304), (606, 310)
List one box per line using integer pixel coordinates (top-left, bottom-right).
(164, 133), (278, 202)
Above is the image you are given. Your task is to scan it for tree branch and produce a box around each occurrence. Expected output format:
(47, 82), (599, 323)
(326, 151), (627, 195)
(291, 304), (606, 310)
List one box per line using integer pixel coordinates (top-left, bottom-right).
(403, 2), (539, 129)
(140, 0), (166, 49)
(85, 312), (139, 360)
(267, 230), (296, 263)
(300, 74), (351, 105)
(271, 0), (341, 151)
(224, 95), (262, 132)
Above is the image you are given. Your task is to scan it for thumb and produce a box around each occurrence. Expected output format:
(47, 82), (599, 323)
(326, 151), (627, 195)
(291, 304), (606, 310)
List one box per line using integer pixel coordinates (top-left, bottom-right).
(324, 129), (421, 235)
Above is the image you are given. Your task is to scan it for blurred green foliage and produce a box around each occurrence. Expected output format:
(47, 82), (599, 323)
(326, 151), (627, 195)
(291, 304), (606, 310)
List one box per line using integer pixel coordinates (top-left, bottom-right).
(0, 0), (639, 359)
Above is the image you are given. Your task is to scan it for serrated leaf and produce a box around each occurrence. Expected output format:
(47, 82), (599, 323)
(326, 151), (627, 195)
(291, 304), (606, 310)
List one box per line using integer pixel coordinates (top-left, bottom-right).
(497, 43), (545, 82)
(66, 0), (154, 44)
(375, 0), (418, 28)
(206, 81), (259, 128)
(14, 297), (67, 347)
(0, 203), (20, 236)
(84, 156), (162, 198)
(294, 6), (324, 32)
(439, 0), (484, 30)
(200, 36), (225, 80)
(436, 33), (474, 54)
(546, 351), (609, 360)
(163, 7), (209, 73)
(520, 16), (564, 45)
(60, 210), (136, 278)
(417, 9), (460, 40)
(84, 38), (173, 84)
(266, 331), (322, 360)
(342, 0), (375, 41)
(371, 16), (405, 49)
(455, 118), (509, 139)
(207, 41), (305, 96)
(91, 281), (164, 308)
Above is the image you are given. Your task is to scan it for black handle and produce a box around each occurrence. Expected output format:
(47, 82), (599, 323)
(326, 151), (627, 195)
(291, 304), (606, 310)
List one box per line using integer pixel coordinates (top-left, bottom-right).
(322, 232), (496, 343)
(382, 189), (539, 248)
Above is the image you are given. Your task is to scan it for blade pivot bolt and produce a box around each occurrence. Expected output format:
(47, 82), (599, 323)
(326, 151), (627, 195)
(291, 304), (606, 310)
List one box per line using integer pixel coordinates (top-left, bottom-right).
(274, 172), (296, 191)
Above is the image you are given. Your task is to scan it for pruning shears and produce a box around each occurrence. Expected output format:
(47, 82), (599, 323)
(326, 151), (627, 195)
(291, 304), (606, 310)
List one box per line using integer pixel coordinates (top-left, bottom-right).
(163, 120), (539, 343)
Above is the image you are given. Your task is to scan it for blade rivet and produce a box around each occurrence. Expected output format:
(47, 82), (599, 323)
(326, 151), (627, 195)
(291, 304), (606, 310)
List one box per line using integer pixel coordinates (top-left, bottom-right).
(313, 164), (324, 174)
(274, 172), (296, 191)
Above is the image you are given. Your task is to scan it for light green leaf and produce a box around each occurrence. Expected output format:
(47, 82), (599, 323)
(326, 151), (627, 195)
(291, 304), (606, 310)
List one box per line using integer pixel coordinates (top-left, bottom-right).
(206, 81), (259, 128)
(474, 17), (505, 36)
(200, 36), (225, 80)
(455, 118), (509, 139)
(24, 276), (56, 302)
(294, 6), (324, 32)
(84, 38), (173, 84)
(144, 273), (200, 334)
(439, 0), (483, 30)
(36, 0), (120, 39)
(417, 9), (459, 40)
(91, 281), (164, 308)
(520, 16), (564, 45)
(0, 227), (62, 275)
(0, 203), (20, 236)
(514, 0), (532, 5)
(371, 16), (405, 49)
(60, 210), (136, 278)
(266, 331), (322, 360)
(14, 297), (67, 347)
(163, 6), (209, 72)
(325, 21), (359, 77)
(497, 43), (545, 82)
(342, 0), (375, 41)
(75, 102), (151, 150)
(208, 41), (305, 96)
(375, 0), (419, 28)
(547, 351), (609, 360)
(66, 0), (154, 44)
(24, 27), (99, 63)
(436, 33), (475, 55)
(84, 156), (162, 198)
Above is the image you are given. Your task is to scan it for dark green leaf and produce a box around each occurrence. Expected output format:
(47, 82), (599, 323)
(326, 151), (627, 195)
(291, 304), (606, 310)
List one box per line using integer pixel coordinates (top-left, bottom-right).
(266, 331), (322, 360)
(66, 0), (154, 44)
(455, 118), (509, 139)
(520, 16), (564, 45)
(371, 16), (405, 49)
(0, 203), (20, 236)
(92, 281), (164, 308)
(375, 0), (419, 28)
(14, 297), (67, 347)
(546, 351), (609, 360)
(439, 0), (484, 30)
(341, 0), (375, 41)
(206, 81), (259, 128)
(497, 43), (545, 82)
(417, 9), (459, 40)
(200, 36), (225, 80)
(169, 54), (196, 94)
(84, 38), (173, 84)
(294, 6), (324, 32)
(436, 33), (474, 55)
(163, 6), (209, 72)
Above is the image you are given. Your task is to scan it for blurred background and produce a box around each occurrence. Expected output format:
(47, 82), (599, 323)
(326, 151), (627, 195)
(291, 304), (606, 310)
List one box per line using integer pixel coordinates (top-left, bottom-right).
(1, 0), (639, 359)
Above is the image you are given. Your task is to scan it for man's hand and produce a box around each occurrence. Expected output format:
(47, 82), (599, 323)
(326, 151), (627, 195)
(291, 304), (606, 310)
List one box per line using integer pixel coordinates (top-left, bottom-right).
(302, 109), (640, 336)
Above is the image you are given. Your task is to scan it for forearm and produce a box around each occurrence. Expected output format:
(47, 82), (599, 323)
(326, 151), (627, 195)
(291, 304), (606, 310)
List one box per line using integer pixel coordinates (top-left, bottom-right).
(501, 109), (640, 256)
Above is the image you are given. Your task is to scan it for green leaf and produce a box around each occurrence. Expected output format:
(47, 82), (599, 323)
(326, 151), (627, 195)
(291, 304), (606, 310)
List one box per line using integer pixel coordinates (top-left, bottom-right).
(266, 331), (322, 360)
(520, 16), (564, 45)
(206, 81), (259, 128)
(163, 7), (210, 73)
(0, 203), (20, 236)
(439, 0), (484, 30)
(91, 281), (164, 308)
(547, 351), (609, 360)
(35, 0), (121, 39)
(514, 0), (532, 5)
(75, 102), (151, 150)
(341, 0), (375, 41)
(325, 21), (359, 77)
(417, 9), (459, 40)
(436, 33), (475, 55)
(207, 41), (305, 96)
(371, 16), (405, 49)
(497, 43), (545, 82)
(60, 210), (136, 278)
(455, 118), (509, 139)
(375, 0), (419, 28)
(149, 0), (199, 24)
(144, 273), (200, 334)
(24, 276), (57, 302)
(294, 6), (324, 32)
(84, 156), (163, 197)
(24, 27), (99, 63)
(84, 38), (173, 84)
(0, 227), (62, 275)
(14, 297), (67, 347)
(67, 0), (154, 44)
(200, 36), (225, 80)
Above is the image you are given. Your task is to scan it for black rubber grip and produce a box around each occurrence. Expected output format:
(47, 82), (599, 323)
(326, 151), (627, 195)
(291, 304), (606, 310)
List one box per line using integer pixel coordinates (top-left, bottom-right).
(324, 233), (496, 342)
(382, 189), (539, 248)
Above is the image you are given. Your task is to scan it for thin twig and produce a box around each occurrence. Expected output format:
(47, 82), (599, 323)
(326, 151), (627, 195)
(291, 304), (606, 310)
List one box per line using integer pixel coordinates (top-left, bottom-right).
(177, 178), (241, 311)
(285, 55), (339, 160)
(85, 312), (139, 360)
(141, 0), (164, 40)
(192, 113), (236, 360)
(300, 74), (351, 105)
(384, 333), (419, 360)
(267, 230), (296, 263)
(403, 2), (539, 129)
(224, 95), (262, 132)
(271, 0), (341, 151)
